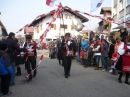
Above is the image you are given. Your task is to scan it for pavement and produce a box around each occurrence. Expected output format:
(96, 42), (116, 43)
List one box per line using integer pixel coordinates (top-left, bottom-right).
(7, 50), (130, 97)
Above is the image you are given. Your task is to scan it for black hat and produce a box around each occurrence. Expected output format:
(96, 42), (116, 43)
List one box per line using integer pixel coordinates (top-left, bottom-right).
(0, 43), (8, 50)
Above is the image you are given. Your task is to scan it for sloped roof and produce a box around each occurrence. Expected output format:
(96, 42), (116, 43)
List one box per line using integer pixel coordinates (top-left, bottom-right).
(0, 21), (8, 36)
(100, 7), (111, 14)
(29, 6), (89, 26)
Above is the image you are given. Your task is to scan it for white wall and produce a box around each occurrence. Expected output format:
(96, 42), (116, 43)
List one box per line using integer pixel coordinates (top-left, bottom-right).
(33, 12), (83, 41)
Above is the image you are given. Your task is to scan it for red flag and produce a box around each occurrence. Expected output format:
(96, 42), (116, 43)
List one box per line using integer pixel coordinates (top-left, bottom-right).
(46, 0), (56, 7)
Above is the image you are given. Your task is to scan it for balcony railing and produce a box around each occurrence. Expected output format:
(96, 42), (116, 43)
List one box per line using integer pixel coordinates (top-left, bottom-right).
(126, 4), (130, 15)
(119, 9), (124, 19)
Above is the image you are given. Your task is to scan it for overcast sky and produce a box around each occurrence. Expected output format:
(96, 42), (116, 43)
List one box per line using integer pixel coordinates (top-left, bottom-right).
(0, 0), (111, 35)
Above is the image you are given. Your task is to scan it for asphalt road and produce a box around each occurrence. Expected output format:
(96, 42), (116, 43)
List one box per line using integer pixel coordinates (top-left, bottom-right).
(8, 50), (130, 97)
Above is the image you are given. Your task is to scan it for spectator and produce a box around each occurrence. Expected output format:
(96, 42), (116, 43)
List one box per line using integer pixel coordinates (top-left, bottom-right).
(120, 28), (128, 42)
(76, 35), (82, 63)
(0, 43), (13, 96)
(1, 32), (26, 86)
(92, 40), (101, 70)
(101, 39), (109, 71)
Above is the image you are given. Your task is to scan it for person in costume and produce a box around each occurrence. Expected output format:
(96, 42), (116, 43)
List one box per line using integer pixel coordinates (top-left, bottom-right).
(61, 33), (75, 78)
(115, 36), (130, 85)
(24, 35), (37, 81)
(57, 36), (64, 66)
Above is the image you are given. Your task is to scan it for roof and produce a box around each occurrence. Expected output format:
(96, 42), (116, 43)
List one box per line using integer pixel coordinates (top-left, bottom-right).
(29, 6), (89, 26)
(100, 7), (111, 14)
(0, 21), (6, 30)
(0, 21), (8, 36)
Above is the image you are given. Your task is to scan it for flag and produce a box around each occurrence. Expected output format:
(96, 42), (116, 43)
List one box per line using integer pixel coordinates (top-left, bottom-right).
(90, 0), (104, 12)
(46, 0), (56, 7)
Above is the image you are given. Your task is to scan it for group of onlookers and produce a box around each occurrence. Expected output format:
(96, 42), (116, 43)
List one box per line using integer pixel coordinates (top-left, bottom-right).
(75, 28), (130, 85)
(0, 32), (37, 96)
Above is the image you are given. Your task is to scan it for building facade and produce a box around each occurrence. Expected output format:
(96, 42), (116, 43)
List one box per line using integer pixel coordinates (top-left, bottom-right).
(97, 7), (111, 37)
(112, 0), (130, 30)
(28, 7), (88, 41)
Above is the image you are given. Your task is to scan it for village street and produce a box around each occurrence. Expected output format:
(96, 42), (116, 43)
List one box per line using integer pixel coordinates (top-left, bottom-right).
(8, 50), (130, 97)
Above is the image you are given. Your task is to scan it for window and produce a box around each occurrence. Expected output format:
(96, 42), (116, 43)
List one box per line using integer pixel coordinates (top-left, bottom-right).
(71, 25), (77, 30)
(120, 0), (123, 11)
(40, 24), (42, 30)
(127, 0), (130, 5)
(60, 24), (67, 30)
(36, 25), (39, 33)
(51, 24), (56, 30)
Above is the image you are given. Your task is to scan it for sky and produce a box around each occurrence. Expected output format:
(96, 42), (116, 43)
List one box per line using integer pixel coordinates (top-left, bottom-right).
(0, 0), (111, 36)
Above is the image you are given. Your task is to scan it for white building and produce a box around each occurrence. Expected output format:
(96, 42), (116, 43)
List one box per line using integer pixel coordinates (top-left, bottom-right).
(112, 0), (130, 31)
(29, 6), (89, 41)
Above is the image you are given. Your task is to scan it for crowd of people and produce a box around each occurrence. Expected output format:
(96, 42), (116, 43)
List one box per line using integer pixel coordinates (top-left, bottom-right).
(55, 28), (130, 84)
(0, 28), (130, 96)
(0, 32), (37, 96)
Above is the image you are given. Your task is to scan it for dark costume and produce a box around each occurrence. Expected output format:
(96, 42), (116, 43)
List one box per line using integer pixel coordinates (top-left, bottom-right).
(61, 39), (75, 78)
(57, 39), (63, 65)
(24, 41), (37, 80)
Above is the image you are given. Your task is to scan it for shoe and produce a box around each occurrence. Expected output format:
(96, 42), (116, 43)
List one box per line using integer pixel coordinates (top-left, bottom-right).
(84, 66), (88, 68)
(109, 69), (113, 73)
(102, 69), (106, 71)
(10, 83), (15, 86)
(0, 93), (4, 96)
(33, 71), (37, 78)
(118, 79), (122, 83)
(27, 74), (32, 81)
(65, 75), (68, 78)
(94, 68), (99, 70)
(125, 81), (130, 85)
(16, 73), (21, 76)
(5, 91), (12, 96)
(16, 67), (21, 76)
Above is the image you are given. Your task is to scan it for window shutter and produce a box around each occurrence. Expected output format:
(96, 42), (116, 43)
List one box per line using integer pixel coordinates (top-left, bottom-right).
(54, 24), (56, 30)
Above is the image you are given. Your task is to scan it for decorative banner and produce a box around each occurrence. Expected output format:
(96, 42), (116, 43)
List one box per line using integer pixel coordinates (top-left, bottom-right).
(46, 0), (56, 7)
(91, 0), (104, 12)
(15, 3), (130, 78)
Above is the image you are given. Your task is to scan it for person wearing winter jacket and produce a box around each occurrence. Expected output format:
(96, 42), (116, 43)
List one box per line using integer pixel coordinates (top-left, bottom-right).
(101, 39), (109, 71)
(81, 38), (88, 67)
(120, 28), (128, 42)
(0, 43), (13, 96)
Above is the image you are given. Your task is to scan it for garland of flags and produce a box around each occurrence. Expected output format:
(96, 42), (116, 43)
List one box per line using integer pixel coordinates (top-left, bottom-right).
(15, 1), (130, 78)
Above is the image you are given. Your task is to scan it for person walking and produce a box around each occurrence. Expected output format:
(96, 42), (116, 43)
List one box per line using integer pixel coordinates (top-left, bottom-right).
(24, 35), (37, 81)
(57, 36), (64, 66)
(61, 33), (75, 78)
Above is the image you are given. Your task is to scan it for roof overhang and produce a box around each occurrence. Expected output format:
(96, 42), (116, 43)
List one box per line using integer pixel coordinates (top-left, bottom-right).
(100, 7), (111, 14)
(29, 6), (89, 27)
